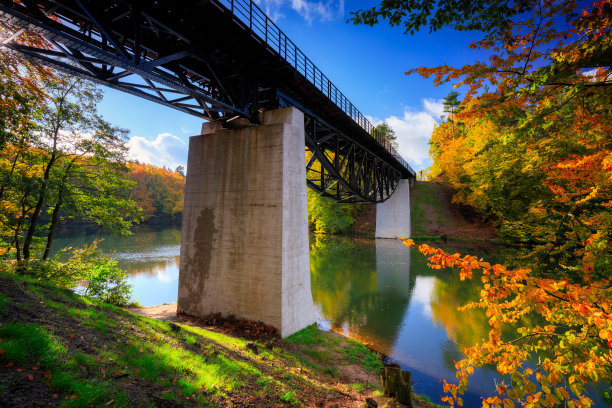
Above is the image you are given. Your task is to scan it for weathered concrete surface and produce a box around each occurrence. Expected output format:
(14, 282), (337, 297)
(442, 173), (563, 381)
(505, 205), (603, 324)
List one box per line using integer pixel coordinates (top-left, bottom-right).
(178, 107), (315, 338)
(375, 178), (411, 239)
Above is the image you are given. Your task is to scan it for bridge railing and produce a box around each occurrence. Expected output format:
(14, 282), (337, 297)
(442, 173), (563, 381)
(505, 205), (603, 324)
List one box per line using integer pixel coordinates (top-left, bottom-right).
(216, 0), (414, 176)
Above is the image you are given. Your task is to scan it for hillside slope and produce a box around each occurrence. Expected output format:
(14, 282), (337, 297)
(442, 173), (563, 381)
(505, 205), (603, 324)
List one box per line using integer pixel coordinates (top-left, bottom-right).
(0, 274), (442, 408)
(410, 181), (497, 240)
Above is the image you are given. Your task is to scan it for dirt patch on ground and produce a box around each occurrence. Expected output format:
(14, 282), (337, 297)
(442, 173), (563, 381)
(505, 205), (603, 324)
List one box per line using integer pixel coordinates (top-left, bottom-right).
(130, 303), (178, 321)
(411, 181), (497, 240)
(352, 204), (376, 236)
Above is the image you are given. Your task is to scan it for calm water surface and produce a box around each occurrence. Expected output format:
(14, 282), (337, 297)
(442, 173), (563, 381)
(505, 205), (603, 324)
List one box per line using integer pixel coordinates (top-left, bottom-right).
(52, 228), (607, 406)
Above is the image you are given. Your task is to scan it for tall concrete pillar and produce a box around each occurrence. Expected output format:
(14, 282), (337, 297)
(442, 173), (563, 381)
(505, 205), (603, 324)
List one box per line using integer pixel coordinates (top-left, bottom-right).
(177, 107), (315, 338)
(375, 178), (411, 239)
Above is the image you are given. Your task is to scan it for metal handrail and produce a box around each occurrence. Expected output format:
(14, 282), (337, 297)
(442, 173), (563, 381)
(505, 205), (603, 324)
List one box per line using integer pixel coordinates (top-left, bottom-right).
(215, 0), (414, 175)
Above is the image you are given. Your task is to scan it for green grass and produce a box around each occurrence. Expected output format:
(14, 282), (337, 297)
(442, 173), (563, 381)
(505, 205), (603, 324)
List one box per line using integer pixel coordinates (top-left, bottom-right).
(285, 324), (326, 346)
(0, 272), (391, 407)
(351, 383), (366, 393)
(280, 389), (298, 404)
(414, 392), (450, 408)
(0, 322), (130, 407)
(341, 342), (382, 373)
(411, 181), (452, 235)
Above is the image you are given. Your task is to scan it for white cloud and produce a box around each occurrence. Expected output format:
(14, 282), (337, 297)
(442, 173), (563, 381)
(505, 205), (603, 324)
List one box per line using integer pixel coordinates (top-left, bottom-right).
(256, 0), (343, 23)
(372, 99), (444, 171)
(127, 133), (187, 170)
(423, 98), (444, 119)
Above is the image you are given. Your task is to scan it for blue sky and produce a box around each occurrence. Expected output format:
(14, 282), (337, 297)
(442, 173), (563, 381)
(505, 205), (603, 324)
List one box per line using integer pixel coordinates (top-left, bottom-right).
(98, 0), (483, 172)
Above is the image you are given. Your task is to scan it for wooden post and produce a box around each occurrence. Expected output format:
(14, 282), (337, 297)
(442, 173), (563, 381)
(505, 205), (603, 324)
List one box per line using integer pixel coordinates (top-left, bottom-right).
(381, 363), (413, 407)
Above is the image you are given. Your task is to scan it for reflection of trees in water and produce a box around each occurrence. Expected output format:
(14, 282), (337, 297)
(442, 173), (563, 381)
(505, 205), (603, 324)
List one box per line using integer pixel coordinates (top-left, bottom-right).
(429, 264), (543, 364)
(309, 235), (415, 354)
(51, 227), (182, 257)
(429, 268), (489, 351)
(119, 256), (180, 277)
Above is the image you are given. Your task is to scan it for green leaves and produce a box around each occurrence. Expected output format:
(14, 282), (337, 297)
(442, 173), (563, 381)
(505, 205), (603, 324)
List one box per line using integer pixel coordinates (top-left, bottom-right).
(350, 0), (534, 37)
(307, 189), (360, 234)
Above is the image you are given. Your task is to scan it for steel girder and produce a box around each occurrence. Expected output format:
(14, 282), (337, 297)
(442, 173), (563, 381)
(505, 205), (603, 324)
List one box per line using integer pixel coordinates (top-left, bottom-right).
(276, 93), (401, 203)
(0, 0), (261, 123)
(305, 116), (401, 203)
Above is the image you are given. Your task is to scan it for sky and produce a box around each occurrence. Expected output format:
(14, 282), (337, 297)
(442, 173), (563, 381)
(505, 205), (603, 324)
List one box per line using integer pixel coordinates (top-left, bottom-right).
(97, 0), (485, 172)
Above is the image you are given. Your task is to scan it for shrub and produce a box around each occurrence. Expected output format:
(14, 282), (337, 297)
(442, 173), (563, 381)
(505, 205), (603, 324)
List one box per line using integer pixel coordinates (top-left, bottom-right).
(13, 240), (133, 306)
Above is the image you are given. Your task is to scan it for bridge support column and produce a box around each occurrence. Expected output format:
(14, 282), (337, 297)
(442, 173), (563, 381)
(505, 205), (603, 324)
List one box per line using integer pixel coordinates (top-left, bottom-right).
(375, 178), (411, 239)
(178, 107), (315, 338)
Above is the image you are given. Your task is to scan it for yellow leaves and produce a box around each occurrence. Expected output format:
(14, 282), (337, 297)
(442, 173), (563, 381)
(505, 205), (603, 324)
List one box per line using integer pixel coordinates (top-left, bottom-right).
(411, 240), (611, 408)
(555, 387), (570, 401)
(503, 398), (515, 408)
(599, 328), (612, 348)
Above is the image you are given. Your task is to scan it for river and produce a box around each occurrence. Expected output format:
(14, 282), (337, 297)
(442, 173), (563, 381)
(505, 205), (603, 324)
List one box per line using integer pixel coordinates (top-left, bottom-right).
(52, 227), (607, 407)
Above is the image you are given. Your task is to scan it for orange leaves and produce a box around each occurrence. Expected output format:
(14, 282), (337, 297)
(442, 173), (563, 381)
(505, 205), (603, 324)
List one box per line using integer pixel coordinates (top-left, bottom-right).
(402, 239), (414, 248)
(571, 302), (590, 316)
(408, 241), (612, 408)
(599, 328), (612, 345)
(127, 162), (185, 221)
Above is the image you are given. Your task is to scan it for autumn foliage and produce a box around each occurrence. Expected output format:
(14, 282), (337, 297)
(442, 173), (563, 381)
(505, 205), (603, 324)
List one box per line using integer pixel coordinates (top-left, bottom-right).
(404, 239), (611, 408)
(126, 163), (185, 222)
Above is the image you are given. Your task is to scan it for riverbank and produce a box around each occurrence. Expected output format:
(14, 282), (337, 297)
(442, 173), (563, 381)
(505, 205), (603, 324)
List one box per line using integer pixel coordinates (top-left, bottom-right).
(0, 273), (443, 407)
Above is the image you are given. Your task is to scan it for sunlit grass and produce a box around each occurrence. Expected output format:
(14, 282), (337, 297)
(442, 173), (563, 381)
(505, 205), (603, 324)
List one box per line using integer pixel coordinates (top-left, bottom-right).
(0, 273), (385, 406)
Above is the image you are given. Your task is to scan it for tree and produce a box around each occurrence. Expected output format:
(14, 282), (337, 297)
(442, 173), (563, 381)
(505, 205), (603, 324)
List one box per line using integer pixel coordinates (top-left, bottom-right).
(352, 0), (611, 406)
(374, 122), (399, 150)
(0, 74), (140, 262)
(0, 22), (54, 150)
(404, 239), (611, 408)
(307, 189), (359, 234)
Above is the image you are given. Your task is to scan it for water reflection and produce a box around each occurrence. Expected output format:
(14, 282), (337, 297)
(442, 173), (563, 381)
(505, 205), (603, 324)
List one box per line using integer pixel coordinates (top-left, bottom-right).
(310, 236), (491, 404)
(52, 227), (181, 306)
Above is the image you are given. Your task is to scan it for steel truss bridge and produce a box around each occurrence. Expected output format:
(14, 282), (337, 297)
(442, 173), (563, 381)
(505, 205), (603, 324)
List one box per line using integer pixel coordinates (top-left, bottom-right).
(0, 0), (415, 203)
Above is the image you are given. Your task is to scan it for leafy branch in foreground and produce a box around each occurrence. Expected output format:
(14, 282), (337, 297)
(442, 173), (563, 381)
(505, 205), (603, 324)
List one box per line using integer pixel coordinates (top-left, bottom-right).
(403, 239), (611, 408)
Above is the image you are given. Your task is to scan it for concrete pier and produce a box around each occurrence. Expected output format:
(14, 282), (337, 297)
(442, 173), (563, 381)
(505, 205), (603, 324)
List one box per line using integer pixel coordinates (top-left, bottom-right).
(177, 107), (315, 338)
(375, 178), (411, 239)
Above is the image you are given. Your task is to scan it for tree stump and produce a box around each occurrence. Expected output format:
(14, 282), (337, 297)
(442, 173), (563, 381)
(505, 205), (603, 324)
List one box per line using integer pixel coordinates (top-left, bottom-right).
(381, 363), (413, 407)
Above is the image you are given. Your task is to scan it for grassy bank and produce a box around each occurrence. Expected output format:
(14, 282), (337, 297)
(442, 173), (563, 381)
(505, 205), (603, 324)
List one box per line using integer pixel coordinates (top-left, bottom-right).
(0, 273), (442, 407)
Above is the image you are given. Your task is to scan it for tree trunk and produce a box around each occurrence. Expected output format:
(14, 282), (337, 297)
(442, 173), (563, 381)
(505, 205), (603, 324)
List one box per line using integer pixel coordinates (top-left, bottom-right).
(22, 152), (56, 260)
(381, 363), (413, 407)
(0, 134), (30, 202)
(42, 160), (75, 260)
(14, 196), (29, 263)
(42, 195), (62, 260)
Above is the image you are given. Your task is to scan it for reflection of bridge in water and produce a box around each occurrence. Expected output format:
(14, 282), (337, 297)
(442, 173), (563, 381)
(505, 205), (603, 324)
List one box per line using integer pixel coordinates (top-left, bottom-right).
(311, 237), (497, 407)
(311, 237), (415, 354)
(0, 0), (414, 336)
